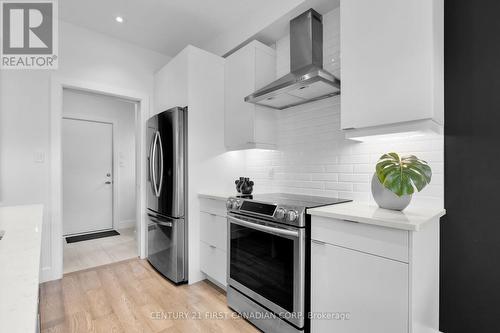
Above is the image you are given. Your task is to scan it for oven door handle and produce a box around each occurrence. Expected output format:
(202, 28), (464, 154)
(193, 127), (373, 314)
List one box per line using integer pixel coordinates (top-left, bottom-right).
(227, 215), (299, 238)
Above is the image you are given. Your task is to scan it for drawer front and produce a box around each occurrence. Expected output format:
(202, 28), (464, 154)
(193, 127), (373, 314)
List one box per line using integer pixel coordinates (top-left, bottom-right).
(200, 211), (227, 251)
(311, 216), (409, 263)
(200, 241), (227, 287)
(200, 198), (227, 216)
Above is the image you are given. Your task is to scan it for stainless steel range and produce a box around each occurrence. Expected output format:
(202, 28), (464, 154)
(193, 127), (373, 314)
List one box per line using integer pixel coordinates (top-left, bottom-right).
(226, 193), (351, 333)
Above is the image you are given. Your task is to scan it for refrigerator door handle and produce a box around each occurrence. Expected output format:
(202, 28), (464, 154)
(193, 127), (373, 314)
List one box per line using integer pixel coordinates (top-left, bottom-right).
(150, 218), (173, 228)
(151, 131), (160, 197)
(147, 212), (175, 227)
(157, 131), (164, 197)
(148, 131), (156, 193)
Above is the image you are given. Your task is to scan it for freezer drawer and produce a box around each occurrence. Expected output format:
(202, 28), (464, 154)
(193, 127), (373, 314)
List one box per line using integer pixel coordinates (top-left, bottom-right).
(147, 211), (186, 283)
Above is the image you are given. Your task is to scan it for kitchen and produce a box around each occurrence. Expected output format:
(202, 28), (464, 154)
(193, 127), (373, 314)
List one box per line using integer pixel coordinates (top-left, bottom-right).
(0, 0), (496, 333)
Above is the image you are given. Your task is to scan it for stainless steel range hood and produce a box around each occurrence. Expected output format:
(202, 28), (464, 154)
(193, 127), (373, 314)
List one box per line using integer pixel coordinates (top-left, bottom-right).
(245, 9), (340, 110)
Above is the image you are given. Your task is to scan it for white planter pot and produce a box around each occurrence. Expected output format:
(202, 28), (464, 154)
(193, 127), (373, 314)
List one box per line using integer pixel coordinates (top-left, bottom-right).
(371, 174), (412, 211)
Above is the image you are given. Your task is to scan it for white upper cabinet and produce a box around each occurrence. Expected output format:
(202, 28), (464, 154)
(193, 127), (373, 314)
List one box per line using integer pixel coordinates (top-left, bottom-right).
(340, 0), (444, 135)
(225, 40), (277, 150)
(154, 48), (189, 116)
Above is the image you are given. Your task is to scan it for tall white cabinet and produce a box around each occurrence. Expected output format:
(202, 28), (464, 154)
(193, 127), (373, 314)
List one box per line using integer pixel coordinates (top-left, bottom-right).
(340, 0), (444, 137)
(154, 45), (226, 284)
(224, 40), (277, 150)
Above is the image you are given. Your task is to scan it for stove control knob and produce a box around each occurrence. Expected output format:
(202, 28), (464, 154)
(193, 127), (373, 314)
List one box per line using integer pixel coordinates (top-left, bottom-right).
(286, 210), (299, 223)
(275, 208), (286, 220)
(226, 199), (234, 210)
(232, 199), (241, 210)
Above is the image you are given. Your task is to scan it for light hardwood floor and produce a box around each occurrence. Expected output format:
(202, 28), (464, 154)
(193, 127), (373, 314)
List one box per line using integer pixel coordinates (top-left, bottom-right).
(63, 228), (137, 274)
(40, 258), (259, 333)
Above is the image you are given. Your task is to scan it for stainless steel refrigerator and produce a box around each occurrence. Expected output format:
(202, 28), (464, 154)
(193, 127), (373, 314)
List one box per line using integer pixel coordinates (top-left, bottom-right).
(146, 106), (187, 283)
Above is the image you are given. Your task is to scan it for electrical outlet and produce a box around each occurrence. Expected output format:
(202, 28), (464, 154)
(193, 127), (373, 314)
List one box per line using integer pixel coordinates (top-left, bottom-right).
(268, 167), (275, 179)
(34, 151), (45, 163)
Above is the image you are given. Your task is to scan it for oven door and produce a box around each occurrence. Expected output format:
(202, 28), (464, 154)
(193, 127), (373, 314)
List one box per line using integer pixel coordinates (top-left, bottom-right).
(227, 213), (305, 328)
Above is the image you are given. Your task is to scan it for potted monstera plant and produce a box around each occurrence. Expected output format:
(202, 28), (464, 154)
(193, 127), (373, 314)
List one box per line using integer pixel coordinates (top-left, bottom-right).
(371, 152), (432, 210)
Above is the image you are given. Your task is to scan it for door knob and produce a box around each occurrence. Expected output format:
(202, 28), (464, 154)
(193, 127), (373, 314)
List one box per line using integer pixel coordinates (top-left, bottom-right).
(105, 181), (112, 184)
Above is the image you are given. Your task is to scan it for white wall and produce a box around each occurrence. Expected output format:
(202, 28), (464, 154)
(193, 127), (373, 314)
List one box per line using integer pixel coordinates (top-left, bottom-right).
(0, 20), (170, 282)
(0, 70), (53, 278)
(232, 8), (444, 209)
(59, 21), (169, 94)
(201, 0), (304, 56)
(62, 89), (137, 227)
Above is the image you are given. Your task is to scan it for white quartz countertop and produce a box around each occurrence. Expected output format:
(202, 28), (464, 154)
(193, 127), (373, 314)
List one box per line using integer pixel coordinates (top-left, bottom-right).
(198, 192), (277, 201)
(0, 204), (44, 333)
(198, 192), (235, 201)
(307, 202), (445, 231)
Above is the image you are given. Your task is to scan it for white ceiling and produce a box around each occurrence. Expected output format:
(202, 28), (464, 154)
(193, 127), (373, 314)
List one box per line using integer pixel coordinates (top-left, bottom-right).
(59, 0), (294, 56)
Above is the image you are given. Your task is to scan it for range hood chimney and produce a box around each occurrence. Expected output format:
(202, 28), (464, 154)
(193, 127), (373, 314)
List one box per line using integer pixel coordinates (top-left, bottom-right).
(245, 9), (340, 110)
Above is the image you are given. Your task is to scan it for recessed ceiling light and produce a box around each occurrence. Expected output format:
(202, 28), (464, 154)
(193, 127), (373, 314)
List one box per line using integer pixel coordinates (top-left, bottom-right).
(115, 16), (124, 23)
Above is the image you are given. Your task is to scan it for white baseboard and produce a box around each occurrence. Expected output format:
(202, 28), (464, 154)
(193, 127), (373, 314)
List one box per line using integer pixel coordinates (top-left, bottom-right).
(40, 266), (60, 283)
(116, 219), (135, 230)
(205, 275), (227, 291)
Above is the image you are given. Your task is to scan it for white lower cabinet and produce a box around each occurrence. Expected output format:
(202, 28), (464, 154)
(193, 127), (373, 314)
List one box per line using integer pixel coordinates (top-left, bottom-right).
(311, 241), (408, 333)
(200, 241), (227, 287)
(200, 212), (227, 252)
(199, 197), (228, 287)
(310, 215), (440, 333)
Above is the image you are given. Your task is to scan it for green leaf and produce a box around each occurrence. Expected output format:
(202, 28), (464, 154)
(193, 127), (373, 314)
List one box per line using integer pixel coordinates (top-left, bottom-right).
(375, 152), (432, 197)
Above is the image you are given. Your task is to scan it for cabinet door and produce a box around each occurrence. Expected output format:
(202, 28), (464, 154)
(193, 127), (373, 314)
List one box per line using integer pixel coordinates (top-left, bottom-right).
(224, 46), (256, 149)
(224, 41), (277, 150)
(200, 241), (227, 287)
(200, 212), (227, 251)
(340, 0), (442, 129)
(199, 198), (227, 216)
(154, 50), (189, 116)
(311, 241), (408, 333)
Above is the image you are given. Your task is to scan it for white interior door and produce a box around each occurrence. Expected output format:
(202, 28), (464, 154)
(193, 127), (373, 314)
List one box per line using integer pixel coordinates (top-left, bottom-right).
(63, 118), (113, 235)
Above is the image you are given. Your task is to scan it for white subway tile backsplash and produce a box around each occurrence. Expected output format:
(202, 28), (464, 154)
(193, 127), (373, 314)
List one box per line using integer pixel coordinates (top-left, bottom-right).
(325, 182), (353, 191)
(339, 154), (371, 164)
(326, 164), (354, 173)
(339, 174), (370, 183)
(353, 183), (371, 192)
(432, 163), (444, 174)
(300, 165), (324, 173)
(235, 7), (443, 209)
(353, 164), (374, 174)
(338, 191), (372, 202)
(311, 173), (339, 182)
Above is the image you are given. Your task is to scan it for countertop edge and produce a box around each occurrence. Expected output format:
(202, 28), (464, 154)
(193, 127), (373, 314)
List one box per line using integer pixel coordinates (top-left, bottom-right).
(197, 193), (231, 201)
(307, 205), (446, 232)
(0, 204), (44, 333)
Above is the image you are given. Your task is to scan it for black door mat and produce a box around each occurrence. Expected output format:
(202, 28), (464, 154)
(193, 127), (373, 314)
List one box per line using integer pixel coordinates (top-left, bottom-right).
(66, 230), (120, 243)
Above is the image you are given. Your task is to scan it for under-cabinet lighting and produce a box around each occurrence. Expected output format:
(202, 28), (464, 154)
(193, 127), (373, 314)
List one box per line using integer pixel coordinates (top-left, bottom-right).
(348, 131), (429, 142)
(345, 120), (443, 142)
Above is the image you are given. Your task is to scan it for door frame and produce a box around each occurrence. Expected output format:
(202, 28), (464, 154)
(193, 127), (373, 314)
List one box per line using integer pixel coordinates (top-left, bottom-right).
(47, 76), (150, 282)
(61, 116), (117, 236)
